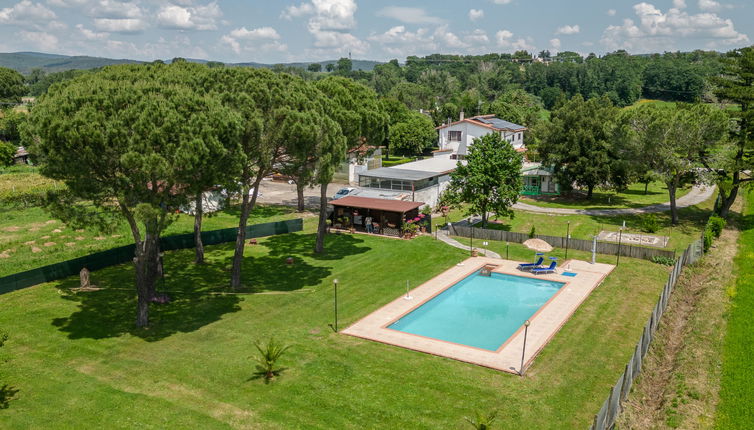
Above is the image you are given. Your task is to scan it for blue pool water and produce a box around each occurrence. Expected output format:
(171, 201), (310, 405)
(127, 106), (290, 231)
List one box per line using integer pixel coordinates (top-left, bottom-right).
(389, 271), (564, 351)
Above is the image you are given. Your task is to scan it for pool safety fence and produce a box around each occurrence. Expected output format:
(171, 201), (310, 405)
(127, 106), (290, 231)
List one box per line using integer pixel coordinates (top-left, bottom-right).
(448, 224), (677, 262)
(588, 237), (703, 430)
(0, 218), (303, 295)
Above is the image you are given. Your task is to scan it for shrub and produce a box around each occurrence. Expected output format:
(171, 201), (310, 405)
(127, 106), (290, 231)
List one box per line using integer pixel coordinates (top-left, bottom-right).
(251, 338), (290, 384)
(703, 227), (714, 253)
(529, 226), (536, 238)
(464, 410), (498, 430)
(707, 216), (726, 238)
(651, 255), (676, 266)
(639, 214), (660, 233)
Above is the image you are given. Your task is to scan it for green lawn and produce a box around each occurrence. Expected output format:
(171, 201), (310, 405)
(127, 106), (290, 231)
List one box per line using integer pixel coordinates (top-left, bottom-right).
(0, 204), (303, 277)
(0, 221), (671, 428)
(716, 190), (754, 429)
(519, 181), (692, 210)
(381, 154), (417, 167)
(437, 191), (715, 253)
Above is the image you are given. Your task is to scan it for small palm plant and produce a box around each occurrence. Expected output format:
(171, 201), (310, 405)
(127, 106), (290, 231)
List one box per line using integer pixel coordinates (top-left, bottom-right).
(464, 410), (498, 430)
(251, 338), (290, 384)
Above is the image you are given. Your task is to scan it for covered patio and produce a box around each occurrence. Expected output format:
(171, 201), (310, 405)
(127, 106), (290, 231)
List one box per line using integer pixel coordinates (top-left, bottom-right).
(329, 196), (427, 237)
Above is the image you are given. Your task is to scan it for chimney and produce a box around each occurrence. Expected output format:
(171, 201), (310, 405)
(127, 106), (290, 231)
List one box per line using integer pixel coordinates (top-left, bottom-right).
(459, 110), (465, 121)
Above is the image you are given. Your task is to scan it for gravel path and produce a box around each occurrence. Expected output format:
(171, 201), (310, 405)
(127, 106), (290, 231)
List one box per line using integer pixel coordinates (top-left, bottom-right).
(436, 229), (501, 259)
(512, 185), (715, 216)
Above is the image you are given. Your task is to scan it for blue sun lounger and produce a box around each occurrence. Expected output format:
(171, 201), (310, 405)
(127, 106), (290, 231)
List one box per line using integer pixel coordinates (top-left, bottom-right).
(517, 256), (544, 271)
(532, 260), (557, 275)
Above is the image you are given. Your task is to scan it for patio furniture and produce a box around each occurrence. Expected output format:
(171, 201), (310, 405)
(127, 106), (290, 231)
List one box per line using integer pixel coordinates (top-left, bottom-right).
(532, 258), (558, 275)
(517, 256), (544, 271)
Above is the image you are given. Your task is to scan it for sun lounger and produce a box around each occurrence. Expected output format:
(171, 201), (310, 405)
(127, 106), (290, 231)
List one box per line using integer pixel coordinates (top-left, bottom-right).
(531, 260), (557, 275)
(517, 256), (544, 271)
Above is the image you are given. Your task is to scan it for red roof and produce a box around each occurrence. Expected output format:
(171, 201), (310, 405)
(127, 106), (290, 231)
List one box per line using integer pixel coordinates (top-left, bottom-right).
(331, 196), (424, 213)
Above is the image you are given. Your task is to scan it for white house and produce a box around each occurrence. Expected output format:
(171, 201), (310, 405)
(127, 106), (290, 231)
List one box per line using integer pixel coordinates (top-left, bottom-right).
(352, 113), (558, 207)
(436, 113), (527, 158)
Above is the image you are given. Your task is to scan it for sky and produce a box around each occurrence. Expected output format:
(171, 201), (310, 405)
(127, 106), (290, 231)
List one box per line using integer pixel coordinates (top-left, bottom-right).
(0, 0), (752, 63)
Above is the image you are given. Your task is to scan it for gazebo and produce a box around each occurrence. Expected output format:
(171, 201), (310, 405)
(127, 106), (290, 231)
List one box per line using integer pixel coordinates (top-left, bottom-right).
(330, 196), (426, 237)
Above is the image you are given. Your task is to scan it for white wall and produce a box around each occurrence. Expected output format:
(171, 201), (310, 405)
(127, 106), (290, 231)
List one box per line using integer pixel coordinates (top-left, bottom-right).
(438, 122), (525, 153)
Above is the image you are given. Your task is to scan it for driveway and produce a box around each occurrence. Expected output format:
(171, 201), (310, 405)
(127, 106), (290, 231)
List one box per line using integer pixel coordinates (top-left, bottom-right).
(512, 185), (716, 216)
(256, 180), (345, 208)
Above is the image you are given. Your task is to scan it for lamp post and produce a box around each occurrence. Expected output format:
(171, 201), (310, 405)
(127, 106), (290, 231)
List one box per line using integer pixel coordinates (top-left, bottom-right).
(333, 278), (339, 332)
(470, 218), (474, 257)
(520, 320), (531, 376)
(565, 221), (571, 260)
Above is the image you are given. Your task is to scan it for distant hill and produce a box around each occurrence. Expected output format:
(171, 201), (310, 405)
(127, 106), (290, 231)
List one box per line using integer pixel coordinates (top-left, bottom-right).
(0, 52), (382, 74)
(0, 52), (142, 74)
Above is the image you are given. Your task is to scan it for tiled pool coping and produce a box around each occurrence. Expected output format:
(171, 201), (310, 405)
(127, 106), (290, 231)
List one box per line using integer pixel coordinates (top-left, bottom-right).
(341, 257), (615, 374)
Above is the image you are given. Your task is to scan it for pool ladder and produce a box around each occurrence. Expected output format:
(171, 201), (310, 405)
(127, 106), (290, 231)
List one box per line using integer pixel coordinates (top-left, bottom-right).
(480, 264), (498, 277)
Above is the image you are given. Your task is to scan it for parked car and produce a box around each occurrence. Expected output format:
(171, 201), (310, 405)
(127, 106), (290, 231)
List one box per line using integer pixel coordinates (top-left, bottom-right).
(332, 187), (355, 200)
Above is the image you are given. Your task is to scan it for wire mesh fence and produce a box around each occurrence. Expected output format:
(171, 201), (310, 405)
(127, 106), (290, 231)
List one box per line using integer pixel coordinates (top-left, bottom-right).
(0, 218), (303, 295)
(448, 224), (677, 262)
(588, 238), (703, 430)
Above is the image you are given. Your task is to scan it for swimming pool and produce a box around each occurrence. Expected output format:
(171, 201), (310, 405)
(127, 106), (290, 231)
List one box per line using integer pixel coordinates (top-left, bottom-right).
(388, 271), (565, 351)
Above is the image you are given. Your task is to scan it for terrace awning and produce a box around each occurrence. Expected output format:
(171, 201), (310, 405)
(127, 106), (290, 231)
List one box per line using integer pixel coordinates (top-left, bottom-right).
(330, 196), (424, 213)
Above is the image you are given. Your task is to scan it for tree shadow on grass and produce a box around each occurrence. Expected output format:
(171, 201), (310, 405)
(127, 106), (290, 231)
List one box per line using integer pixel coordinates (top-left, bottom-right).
(261, 232), (371, 261)
(0, 385), (19, 409)
(50, 246), (243, 342)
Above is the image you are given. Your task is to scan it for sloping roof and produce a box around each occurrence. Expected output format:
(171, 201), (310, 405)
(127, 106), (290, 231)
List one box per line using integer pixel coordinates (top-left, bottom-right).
(331, 196), (424, 213)
(358, 167), (440, 181)
(471, 116), (526, 131)
(436, 114), (527, 132)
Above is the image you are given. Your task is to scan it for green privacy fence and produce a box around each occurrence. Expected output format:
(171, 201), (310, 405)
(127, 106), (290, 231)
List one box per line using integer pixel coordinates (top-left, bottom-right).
(0, 218), (303, 295)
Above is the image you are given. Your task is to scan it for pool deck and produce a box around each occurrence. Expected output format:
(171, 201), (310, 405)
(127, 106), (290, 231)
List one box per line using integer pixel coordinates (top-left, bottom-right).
(341, 257), (615, 374)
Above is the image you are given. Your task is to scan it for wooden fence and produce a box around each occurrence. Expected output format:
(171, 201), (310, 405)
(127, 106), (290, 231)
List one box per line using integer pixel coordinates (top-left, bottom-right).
(448, 224), (676, 261)
(588, 239), (703, 430)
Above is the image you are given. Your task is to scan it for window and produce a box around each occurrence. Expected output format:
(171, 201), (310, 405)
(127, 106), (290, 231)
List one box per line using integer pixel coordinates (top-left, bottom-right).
(448, 130), (462, 142)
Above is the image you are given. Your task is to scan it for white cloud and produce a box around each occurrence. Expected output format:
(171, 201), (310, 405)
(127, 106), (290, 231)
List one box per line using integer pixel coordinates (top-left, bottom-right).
(19, 30), (59, 51)
(76, 23), (108, 40)
(157, 2), (222, 31)
(93, 18), (145, 33)
(377, 6), (444, 24)
(698, 0), (720, 11)
(468, 9), (484, 22)
(281, 0), (367, 57)
(496, 29), (535, 51)
(555, 24), (580, 35)
(607, 9), (617, 16)
(220, 26), (284, 55)
(0, 0), (56, 24)
(672, 0), (686, 9)
(91, 0), (142, 19)
(601, 2), (748, 52)
(369, 26), (495, 57)
(550, 38), (561, 51)
(492, 0), (512, 4)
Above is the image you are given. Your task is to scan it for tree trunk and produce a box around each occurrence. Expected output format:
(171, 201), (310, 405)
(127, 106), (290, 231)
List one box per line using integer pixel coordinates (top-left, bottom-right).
(644, 181), (649, 195)
(230, 174), (264, 289)
(134, 225), (160, 328)
(314, 182), (328, 254)
(193, 192), (204, 264)
(587, 184), (594, 199)
(296, 181), (306, 213)
(718, 170), (741, 218)
(481, 208), (488, 229)
(668, 176), (679, 225)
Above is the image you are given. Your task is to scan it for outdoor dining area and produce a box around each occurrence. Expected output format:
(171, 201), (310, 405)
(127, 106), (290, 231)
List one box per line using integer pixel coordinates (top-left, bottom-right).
(329, 196), (430, 238)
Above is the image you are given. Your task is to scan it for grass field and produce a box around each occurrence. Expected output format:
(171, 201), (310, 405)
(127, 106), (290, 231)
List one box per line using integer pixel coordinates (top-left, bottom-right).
(519, 181), (692, 210)
(0, 224), (671, 429)
(438, 191), (715, 253)
(0, 204), (303, 277)
(381, 154), (417, 167)
(716, 190), (754, 429)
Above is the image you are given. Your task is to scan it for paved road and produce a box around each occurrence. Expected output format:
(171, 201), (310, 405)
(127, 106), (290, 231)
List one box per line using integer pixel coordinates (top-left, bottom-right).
(256, 180), (344, 208)
(512, 185), (716, 216)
